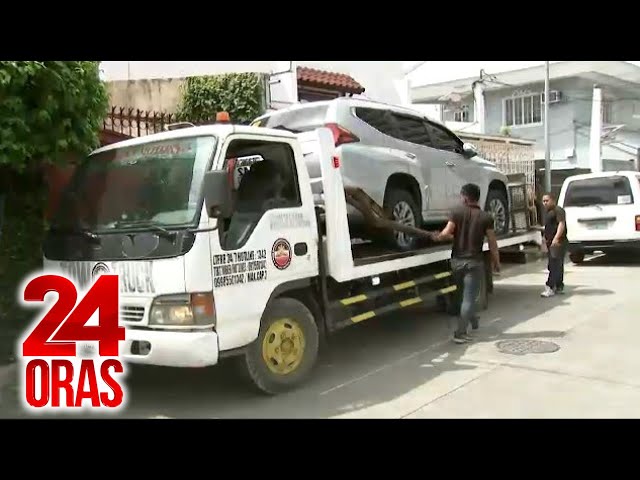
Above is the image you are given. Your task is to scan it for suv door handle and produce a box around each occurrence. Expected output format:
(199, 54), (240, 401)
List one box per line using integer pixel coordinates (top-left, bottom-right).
(445, 161), (456, 167)
(405, 152), (416, 159)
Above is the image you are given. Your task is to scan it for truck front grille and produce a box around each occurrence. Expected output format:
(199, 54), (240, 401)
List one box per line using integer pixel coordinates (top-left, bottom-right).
(120, 306), (145, 323)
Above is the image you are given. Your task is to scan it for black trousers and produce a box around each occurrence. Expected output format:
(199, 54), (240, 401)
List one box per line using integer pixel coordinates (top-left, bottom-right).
(546, 243), (566, 290)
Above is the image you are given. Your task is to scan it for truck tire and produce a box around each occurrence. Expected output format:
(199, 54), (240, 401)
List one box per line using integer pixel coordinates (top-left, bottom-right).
(569, 252), (585, 264)
(485, 189), (510, 235)
(383, 187), (422, 251)
(242, 297), (320, 395)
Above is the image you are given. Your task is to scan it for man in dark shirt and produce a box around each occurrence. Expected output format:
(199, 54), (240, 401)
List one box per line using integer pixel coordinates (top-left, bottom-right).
(541, 193), (568, 297)
(431, 183), (500, 344)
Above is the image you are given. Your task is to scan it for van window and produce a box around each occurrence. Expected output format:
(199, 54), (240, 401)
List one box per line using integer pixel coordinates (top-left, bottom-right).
(564, 176), (634, 207)
(258, 106), (328, 133)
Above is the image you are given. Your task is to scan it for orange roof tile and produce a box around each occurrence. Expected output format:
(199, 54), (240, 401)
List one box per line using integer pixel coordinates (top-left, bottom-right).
(297, 66), (365, 94)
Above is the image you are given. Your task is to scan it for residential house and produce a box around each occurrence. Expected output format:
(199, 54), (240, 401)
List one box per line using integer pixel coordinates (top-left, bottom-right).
(409, 61), (640, 172)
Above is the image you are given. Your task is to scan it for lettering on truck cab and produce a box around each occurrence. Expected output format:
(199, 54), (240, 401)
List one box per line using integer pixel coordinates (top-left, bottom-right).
(212, 249), (269, 288)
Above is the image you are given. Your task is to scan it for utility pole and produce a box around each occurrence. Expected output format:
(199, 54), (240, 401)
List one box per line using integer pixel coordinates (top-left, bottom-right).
(544, 61), (551, 193)
(473, 80), (486, 134)
(589, 85), (603, 173)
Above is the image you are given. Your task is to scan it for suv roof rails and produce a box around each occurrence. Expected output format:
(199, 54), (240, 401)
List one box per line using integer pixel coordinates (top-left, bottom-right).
(336, 96), (434, 117)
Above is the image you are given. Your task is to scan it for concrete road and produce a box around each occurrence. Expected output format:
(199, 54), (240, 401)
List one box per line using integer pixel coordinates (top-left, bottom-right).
(2, 253), (640, 419)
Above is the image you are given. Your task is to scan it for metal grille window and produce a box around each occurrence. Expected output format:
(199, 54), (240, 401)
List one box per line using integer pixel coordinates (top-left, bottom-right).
(504, 94), (542, 127)
(453, 105), (470, 122)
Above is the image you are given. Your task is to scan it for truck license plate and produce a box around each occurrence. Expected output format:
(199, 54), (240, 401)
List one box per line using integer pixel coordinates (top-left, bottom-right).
(588, 221), (608, 230)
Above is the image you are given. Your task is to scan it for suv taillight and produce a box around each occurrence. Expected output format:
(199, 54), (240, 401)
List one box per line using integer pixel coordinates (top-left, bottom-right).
(325, 123), (359, 147)
(636, 215), (640, 231)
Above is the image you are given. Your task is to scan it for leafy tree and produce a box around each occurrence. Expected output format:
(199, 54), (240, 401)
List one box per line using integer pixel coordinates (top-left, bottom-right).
(0, 61), (109, 364)
(177, 72), (265, 125)
(0, 61), (109, 171)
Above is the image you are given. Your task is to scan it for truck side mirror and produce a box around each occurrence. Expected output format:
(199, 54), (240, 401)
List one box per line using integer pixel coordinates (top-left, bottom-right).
(203, 170), (233, 219)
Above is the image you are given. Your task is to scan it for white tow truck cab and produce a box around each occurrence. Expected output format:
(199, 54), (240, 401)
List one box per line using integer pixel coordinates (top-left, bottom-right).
(43, 119), (541, 395)
(558, 170), (640, 264)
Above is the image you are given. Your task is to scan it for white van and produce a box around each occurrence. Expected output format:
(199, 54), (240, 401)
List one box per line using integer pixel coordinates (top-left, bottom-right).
(558, 170), (640, 264)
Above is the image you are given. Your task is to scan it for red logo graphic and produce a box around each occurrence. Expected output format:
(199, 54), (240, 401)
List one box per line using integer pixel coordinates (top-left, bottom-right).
(271, 238), (292, 270)
(18, 273), (127, 413)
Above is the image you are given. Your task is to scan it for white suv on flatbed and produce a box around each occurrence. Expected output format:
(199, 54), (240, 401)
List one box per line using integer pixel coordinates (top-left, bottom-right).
(252, 98), (511, 250)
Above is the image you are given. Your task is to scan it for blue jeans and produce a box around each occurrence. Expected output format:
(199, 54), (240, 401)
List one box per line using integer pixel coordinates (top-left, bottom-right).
(450, 257), (484, 337)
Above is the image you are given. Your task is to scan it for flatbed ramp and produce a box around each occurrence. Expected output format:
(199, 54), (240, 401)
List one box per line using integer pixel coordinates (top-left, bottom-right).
(351, 230), (541, 267)
(324, 230), (541, 282)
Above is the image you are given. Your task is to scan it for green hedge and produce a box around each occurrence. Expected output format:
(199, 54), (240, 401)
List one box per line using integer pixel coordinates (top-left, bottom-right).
(176, 72), (266, 125)
(0, 168), (46, 364)
(0, 61), (108, 364)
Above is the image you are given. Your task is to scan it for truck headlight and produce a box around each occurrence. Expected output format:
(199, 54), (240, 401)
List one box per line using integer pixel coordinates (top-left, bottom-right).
(149, 293), (216, 327)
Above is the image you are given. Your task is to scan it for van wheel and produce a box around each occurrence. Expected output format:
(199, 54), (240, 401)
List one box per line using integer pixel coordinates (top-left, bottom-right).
(242, 297), (319, 395)
(569, 252), (585, 264)
(485, 189), (510, 235)
(383, 188), (422, 251)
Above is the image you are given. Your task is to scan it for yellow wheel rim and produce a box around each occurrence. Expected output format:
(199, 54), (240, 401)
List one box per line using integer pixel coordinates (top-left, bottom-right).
(261, 318), (306, 375)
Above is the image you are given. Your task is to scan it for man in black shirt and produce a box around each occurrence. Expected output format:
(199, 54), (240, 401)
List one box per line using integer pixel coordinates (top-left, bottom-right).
(541, 193), (568, 297)
(431, 184), (500, 344)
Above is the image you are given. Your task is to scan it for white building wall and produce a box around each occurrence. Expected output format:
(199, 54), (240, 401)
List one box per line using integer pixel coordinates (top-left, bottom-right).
(99, 61), (410, 107)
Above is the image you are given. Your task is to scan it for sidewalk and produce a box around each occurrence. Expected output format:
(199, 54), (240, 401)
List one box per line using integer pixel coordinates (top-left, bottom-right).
(331, 255), (640, 418)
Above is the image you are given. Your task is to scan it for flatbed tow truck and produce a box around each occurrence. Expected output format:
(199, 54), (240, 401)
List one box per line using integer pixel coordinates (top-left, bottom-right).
(43, 122), (542, 395)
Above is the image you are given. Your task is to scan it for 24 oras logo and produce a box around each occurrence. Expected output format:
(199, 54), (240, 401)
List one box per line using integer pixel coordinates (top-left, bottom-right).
(17, 272), (127, 413)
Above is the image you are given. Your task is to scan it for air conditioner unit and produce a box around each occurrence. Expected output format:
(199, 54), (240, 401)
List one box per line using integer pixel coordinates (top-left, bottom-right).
(542, 90), (562, 104)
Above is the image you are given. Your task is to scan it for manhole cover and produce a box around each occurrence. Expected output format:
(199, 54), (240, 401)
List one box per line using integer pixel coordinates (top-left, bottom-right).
(496, 339), (560, 356)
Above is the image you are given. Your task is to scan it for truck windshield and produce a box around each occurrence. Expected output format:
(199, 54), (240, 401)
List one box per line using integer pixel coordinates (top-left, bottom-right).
(51, 135), (217, 233)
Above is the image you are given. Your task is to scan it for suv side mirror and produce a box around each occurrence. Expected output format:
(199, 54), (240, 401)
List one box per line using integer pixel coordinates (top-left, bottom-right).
(203, 170), (233, 219)
(462, 142), (478, 159)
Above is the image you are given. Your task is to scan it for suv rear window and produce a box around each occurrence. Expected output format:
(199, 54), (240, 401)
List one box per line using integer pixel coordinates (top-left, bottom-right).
(564, 175), (634, 207)
(354, 107), (396, 137)
(257, 105), (329, 133)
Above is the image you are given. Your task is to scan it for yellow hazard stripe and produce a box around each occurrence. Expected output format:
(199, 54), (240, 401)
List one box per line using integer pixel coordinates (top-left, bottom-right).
(340, 294), (368, 306)
(434, 272), (452, 279)
(393, 280), (416, 291)
(439, 285), (457, 295)
(347, 284), (457, 325)
(339, 271), (452, 305)
(351, 311), (376, 323)
(399, 297), (422, 307)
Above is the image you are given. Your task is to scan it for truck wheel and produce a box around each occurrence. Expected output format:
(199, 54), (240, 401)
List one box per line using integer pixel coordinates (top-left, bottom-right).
(243, 297), (319, 395)
(569, 252), (585, 264)
(485, 189), (510, 235)
(383, 188), (422, 251)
